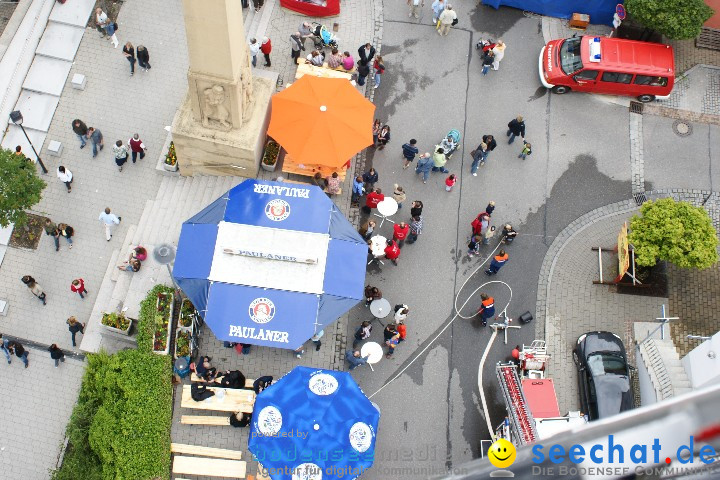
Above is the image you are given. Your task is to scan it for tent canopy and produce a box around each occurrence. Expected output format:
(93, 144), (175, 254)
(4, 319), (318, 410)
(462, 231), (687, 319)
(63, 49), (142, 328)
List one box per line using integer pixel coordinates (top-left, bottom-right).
(482, 0), (620, 26)
(173, 180), (367, 350)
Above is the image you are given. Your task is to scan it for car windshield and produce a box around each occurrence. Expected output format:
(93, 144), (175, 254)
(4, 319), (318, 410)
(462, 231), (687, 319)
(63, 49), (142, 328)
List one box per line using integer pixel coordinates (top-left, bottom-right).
(559, 37), (583, 75)
(587, 353), (627, 377)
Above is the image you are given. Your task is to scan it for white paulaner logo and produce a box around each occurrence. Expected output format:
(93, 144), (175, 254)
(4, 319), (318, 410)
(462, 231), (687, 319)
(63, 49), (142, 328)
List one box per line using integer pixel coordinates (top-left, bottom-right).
(308, 373), (339, 396)
(292, 463), (323, 480)
(249, 298), (275, 324)
(265, 199), (291, 221)
(257, 406), (283, 436)
(349, 422), (373, 453)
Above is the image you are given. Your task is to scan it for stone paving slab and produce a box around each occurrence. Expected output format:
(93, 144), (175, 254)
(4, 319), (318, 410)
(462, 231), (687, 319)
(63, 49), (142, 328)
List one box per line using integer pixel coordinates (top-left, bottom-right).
(36, 22), (84, 61)
(48, 0), (96, 28)
(1, 123), (46, 157)
(12, 90), (59, 131)
(22, 55), (72, 96)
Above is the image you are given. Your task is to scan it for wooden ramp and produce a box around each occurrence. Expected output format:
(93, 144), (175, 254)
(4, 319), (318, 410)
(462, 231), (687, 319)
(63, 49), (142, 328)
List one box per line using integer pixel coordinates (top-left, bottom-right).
(171, 443), (242, 460)
(180, 415), (231, 426)
(172, 455), (246, 478)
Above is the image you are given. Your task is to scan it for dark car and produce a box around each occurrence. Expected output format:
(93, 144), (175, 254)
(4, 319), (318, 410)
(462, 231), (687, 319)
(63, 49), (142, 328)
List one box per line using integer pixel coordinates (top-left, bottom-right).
(573, 331), (634, 421)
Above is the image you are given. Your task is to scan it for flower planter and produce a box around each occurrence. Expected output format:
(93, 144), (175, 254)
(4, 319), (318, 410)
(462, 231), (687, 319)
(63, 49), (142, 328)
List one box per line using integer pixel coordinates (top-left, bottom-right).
(174, 330), (192, 359)
(101, 312), (132, 335)
(261, 140), (280, 172)
(174, 299), (196, 359)
(153, 292), (174, 355)
(164, 141), (179, 172)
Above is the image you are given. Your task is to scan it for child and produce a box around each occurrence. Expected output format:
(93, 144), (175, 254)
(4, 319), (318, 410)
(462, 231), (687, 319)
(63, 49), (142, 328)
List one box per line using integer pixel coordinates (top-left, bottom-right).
(445, 174), (456, 192)
(385, 332), (401, 358)
(401, 139), (419, 169)
(467, 235), (481, 256)
(483, 225), (496, 245)
(519, 141), (532, 160)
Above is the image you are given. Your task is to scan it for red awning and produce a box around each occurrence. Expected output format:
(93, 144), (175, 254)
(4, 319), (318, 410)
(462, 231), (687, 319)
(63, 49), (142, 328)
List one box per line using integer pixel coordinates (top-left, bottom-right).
(280, 0), (339, 17)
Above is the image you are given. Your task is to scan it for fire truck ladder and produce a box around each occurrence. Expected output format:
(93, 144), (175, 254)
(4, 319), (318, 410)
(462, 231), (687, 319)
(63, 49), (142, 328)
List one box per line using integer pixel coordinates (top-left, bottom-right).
(496, 362), (538, 445)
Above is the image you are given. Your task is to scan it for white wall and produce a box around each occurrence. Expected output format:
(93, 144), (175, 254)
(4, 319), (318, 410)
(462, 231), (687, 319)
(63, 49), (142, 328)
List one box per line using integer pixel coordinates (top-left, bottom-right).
(681, 331), (720, 389)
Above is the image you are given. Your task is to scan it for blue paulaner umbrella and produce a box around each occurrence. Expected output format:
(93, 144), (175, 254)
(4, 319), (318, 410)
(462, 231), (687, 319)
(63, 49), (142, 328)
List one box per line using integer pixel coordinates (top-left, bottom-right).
(173, 180), (367, 350)
(248, 367), (380, 480)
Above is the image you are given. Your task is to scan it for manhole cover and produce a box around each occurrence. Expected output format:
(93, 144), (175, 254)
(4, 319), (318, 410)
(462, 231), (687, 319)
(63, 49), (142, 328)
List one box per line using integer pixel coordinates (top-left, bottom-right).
(672, 120), (692, 137)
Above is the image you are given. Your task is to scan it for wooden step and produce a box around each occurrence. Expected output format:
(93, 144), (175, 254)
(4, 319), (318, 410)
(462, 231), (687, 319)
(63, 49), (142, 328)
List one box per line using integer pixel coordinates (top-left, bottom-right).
(171, 443), (242, 460)
(180, 415), (231, 426)
(172, 456), (246, 478)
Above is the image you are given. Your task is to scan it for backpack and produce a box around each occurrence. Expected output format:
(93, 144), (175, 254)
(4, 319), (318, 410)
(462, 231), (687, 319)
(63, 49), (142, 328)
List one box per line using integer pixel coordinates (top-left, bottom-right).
(191, 384), (215, 402)
(471, 217), (482, 234)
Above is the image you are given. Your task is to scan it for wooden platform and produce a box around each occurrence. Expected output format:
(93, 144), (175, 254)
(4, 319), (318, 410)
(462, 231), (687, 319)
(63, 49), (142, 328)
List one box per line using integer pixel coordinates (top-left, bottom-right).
(172, 456), (246, 478)
(180, 415), (231, 426)
(171, 443), (243, 460)
(295, 62), (352, 81)
(181, 385), (255, 413)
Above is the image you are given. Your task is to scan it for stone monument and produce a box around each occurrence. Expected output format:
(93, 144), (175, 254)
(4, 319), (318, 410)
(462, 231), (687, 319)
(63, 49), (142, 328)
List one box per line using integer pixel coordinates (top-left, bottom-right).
(172, 0), (276, 177)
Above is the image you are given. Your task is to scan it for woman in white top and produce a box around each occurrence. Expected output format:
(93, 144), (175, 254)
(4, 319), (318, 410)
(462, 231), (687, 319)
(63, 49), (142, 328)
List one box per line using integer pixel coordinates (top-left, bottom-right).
(56, 166), (73, 192)
(492, 40), (506, 71)
(95, 8), (118, 48)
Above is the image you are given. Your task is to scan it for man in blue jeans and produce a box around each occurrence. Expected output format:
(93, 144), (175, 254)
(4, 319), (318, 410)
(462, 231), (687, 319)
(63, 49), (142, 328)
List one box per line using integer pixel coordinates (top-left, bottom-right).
(415, 153), (433, 184)
(8, 340), (29, 368)
(470, 142), (487, 176)
(0, 334), (11, 364)
(87, 126), (104, 158)
(72, 119), (87, 148)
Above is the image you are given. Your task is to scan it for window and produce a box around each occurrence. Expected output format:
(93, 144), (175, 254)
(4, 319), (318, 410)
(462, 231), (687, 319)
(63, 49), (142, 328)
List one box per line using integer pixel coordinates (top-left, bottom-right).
(601, 71), (633, 84)
(574, 69), (599, 81)
(634, 75), (668, 87)
(559, 37), (583, 75)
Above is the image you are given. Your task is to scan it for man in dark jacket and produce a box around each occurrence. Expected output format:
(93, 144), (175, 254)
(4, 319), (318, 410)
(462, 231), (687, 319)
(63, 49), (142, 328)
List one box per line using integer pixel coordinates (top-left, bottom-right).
(8, 341), (29, 368)
(482, 134), (497, 163)
(506, 115), (526, 144)
(219, 370), (246, 389)
(357, 60), (370, 86)
(346, 350), (369, 370)
(358, 43), (376, 64)
(72, 119), (88, 148)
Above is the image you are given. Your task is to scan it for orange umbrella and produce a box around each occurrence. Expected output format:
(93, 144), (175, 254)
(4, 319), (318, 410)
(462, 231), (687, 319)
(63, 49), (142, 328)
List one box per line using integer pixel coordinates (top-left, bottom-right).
(268, 75), (376, 168)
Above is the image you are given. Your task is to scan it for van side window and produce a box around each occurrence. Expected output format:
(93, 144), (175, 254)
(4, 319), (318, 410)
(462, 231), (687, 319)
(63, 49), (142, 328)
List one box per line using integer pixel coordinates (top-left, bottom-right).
(574, 70), (599, 81)
(634, 75), (668, 87)
(601, 72), (633, 84)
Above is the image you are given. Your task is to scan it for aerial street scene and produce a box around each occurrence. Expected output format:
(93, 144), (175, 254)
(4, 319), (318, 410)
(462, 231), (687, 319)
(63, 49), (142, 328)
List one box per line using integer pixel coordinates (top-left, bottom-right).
(1, 0), (720, 479)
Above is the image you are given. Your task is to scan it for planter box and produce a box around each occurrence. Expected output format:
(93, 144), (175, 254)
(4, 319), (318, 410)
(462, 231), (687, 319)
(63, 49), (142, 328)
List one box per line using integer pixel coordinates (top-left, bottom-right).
(261, 140), (279, 172)
(152, 292), (174, 355)
(101, 312), (132, 335)
(174, 298), (196, 359)
(164, 162), (179, 172)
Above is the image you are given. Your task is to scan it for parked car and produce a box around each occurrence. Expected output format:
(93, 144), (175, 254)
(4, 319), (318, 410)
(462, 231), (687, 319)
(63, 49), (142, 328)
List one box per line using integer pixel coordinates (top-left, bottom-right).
(539, 35), (674, 103)
(573, 331), (635, 421)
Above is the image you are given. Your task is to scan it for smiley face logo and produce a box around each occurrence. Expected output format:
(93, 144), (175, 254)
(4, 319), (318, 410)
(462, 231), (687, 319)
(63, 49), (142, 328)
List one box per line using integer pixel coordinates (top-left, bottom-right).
(488, 438), (516, 469)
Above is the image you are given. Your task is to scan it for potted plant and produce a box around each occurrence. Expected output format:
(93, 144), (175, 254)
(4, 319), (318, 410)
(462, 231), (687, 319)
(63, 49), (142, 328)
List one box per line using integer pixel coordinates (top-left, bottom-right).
(174, 330), (191, 359)
(261, 139), (280, 172)
(101, 312), (132, 335)
(164, 141), (178, 172)
(179, 298), (195, 328)
(152, 291), (174, 355)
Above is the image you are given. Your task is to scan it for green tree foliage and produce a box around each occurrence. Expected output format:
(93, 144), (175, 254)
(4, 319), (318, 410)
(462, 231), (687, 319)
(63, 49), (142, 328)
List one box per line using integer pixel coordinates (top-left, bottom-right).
(629, 198), (719, 269)
(0, 147), (46, 227)
(626, 0), (714, 40)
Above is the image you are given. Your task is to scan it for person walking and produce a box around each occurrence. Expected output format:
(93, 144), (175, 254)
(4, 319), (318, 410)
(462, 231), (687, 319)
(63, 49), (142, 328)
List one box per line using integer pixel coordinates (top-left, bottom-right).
(377, 124), (391, 149)
(128, 133), (147, 163)
(8, 341), (29, 368)
(373, 56), (385, 88)
(385, 331), (401, 358)
(44, 219), (60, 252)
(67, 317), (86, 347)
(445, 173), (457, 192)
(351, 176), (364, 206)
(362, 168), (379, 191)
(431, 0), (446, 24)
(392, 184), (406, 208)
(482, 50), (495, 75)
(408, 0), (424, 18)
(311, 329), (324, 351)
(485, 249), (509, 275)
(0, 333), (11, 365)
(122, 42), (136, 75)
(346, 350), (369, 370)
(393, 221), (410, 248)
(137, 45), (151, 71)
(477, 293), (495, 326)
(95, 7), (118, 48)
(87, 127), (103, 158)
(72, 119), (88, 148)
(384, 239), (401, 265)
(56, 166), (73, 192)
(467, 235), (481, 256)
(506, 116), (526, 144)
(438, 5), (457, 36)
(290, 32), (304, 64)
(471, 212), (489, 237)
(492, 40), (506, 70)
(415, 153), (433, 183)
(402, 139), (419, 169)
(113, 140), (129, 172)
(260, 37), (272, 66)
(470, 142), (487, 176)
(482, 135), (497, 163)
(21, 275), (46, 305)
(410, 200), (424, 218)
(407, 215), (423, 244)
(48, 344), (65, 368)
(483, 225), (496, 245)
(358, 43), (376, 64)
(57, 223), (74, 248)
(357, 60), (370, 86)
(99, 207), (121, 241)
(431, 146), (449, 173)
(71, 278), (88, 299)
(485, 201), (496, 216)
(353, 321), (372, 348)
(249, 38), (260, 67)
(519, 141), (532, 160)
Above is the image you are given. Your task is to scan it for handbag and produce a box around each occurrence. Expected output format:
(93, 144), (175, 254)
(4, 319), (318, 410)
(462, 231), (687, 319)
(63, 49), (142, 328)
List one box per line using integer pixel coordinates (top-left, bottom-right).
(470, 149), (477, 157)
(452, 18), (459, 26)
(113, 22), (118, 31)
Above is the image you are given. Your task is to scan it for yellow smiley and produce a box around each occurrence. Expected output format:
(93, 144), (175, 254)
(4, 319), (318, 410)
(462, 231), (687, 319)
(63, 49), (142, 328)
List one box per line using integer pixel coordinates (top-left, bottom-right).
(488, 438), (516, 469)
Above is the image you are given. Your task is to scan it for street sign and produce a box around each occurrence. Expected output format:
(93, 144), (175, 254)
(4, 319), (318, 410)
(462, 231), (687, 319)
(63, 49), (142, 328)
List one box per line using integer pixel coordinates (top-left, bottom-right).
(616, 4), (626, 20)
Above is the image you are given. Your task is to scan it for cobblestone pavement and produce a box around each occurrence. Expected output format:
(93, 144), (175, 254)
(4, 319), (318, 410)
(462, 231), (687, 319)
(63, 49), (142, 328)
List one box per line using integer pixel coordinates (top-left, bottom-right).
(0, 0), (189, 477)
(670, 38), (720, 74)
(536, 189), (720, 416)
(0, 1), (17, 37)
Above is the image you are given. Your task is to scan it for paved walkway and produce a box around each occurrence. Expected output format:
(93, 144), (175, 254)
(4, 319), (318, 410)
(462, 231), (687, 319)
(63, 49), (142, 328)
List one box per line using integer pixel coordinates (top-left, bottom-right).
(0, 0), (189, 477)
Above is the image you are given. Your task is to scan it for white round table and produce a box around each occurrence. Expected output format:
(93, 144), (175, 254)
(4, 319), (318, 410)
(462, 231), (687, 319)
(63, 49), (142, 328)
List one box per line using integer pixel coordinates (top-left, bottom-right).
(367, 235), (387, 265)
(360, 341), (383, 371)
(370, 298), (391, 326)
(374, 198), (398, 227)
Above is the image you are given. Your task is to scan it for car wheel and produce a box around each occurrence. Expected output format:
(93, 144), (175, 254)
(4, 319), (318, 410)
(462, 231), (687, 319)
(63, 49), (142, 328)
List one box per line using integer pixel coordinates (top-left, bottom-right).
(637, 94), (655, 103)
(552, 85), (570, 94)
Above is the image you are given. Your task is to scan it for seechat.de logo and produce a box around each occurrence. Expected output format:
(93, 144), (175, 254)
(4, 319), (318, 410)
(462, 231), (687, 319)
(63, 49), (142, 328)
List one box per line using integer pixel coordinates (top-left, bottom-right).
(249, 298), (275, 324)
(489, 438), (517, 477)
(265, 199), (291, 222)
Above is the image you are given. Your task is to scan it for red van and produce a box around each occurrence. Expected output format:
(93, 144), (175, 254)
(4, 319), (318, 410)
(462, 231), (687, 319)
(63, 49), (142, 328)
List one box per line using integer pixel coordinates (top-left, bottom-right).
(539, 36), (674, 102)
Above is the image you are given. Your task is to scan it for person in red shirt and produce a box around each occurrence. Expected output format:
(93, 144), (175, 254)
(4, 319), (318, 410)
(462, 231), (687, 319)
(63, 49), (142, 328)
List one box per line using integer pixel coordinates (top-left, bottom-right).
(396, 320), (406, 342)
(365, 188), (385, 213)
(393, 221), (410, 247)
(384, 239), (400, 265)
(128, 133), (146, 163)
(260, 36), (272, 67)
(71, 278), (88, 299)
